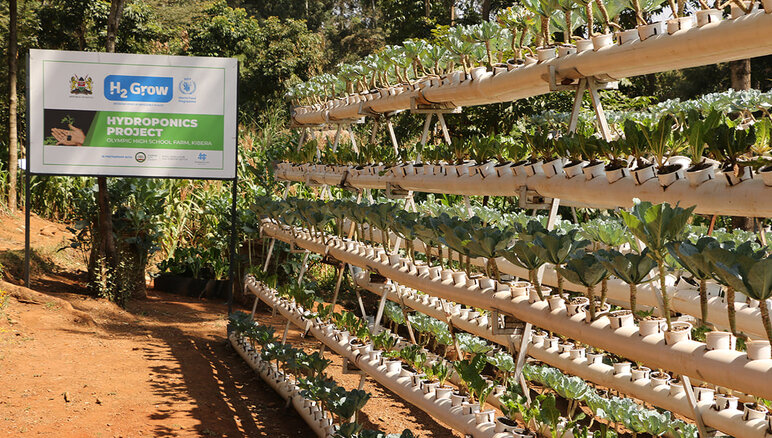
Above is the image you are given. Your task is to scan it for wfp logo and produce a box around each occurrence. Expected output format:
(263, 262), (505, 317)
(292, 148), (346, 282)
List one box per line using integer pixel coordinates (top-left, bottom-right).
(197, 153), (207, 161)
(104, 75), (173, 103)
(179, 78), (197, 95)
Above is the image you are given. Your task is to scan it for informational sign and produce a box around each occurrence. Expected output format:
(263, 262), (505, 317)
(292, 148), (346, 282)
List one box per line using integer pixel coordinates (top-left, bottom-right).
(28, 49), (237, 179)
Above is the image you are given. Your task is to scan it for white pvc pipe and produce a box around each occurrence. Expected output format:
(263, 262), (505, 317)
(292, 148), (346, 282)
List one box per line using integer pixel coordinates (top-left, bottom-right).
(354, 222), (768, 340)
(246, 278), (509, 438)
(229, 333), (332, 437)
(293, 12), (772, 125)
(277, 163), (772, 217)
(262, 223), (772, 401)
(352, 278), (768, 438)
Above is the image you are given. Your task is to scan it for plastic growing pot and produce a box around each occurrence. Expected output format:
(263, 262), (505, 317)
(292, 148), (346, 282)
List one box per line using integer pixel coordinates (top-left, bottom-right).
(566, 297), (590, 316)
(715, 393), (739, 411)
(423, 381), (439, 394)
(686, 163), (716, 187)
(705, 331), (736, 351)
(631, 366), (651, 381)
(759, 165), (772, 186)
(452, 271), (467, 285)
(557, 45), (577, 57)
(730, 1), (754, 18)
(657, 166), (685, 188)
(542, 158), (565, 178)
(475, 410), (495, 425)
(650, 371), (670, 387)
(462, 402), (480, 415)
(563, 161), (587, 179)
(495, 417), (525, 433)
(664, 321), (693, 345)
(479, 278), (496, 290)
(639, 318), (666, 336)
(537, 47), (557, 62)
(669, 378), (685, 396)
(608, 310), (634, 329)
(528, 286), (551, 303)
(592, 33), (614, 50)
(743, 403), (769, 420)
(559, 341), (575, 354)
(695, 386), (715, 403)
(451, 393), (467, 407)
(569, 347), (586, 360)
(510, 281), (530, 298)
(618, 29), (639, 44)
(582, 161), (606, 180)
(696, 9), (723, 26)
(548, 296), (566, 311)
(524, 160), (544, 177)
(632, 163), (657, 184)
(531, 331), (548, 346)
(605, 166), (630, 184)
(587, 352), (604, 365)
(747, 340), (772, 360)
(763, 0), (772, 13)
(724, 165), (753, 186)
(576, 39), (594, 52)
(638, 21), (666, 40)
(435, 385), (453, 400)
(613, 361), (632, 375)
(545, 337), (560, 350)
(384, 360), (402, 374)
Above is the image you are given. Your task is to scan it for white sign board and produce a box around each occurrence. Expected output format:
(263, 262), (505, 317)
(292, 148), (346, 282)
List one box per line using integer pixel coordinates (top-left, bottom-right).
(28, 49), (237, 179)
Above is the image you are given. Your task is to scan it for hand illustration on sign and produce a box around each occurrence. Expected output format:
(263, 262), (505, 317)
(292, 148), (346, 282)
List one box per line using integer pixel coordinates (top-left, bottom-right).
(51, 124), (85, 146)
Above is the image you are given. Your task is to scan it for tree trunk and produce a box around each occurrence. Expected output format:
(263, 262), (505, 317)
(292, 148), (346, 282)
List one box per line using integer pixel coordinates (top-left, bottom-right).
(96, 0), (125, 296)
(425, 0), (431, 17)
(450, 1), (456, 26)
(481, 0), (492, 21)
(730, 58), (751, 91)
(8, 0), (18, 213)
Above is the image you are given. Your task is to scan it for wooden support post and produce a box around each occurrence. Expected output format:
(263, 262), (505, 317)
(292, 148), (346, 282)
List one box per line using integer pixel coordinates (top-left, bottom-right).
(463, 195), (473, 219)
(357, 374), (367, 391)
(420, 113), (433, 150)
(512, 322), (533, 383)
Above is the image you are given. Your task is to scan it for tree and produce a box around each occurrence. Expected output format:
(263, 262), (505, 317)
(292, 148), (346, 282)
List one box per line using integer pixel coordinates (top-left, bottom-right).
(7, 0), (18, 212)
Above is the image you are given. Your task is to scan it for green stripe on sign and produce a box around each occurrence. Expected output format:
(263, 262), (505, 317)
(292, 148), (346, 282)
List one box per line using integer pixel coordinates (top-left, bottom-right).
(83, 111), (224, 151)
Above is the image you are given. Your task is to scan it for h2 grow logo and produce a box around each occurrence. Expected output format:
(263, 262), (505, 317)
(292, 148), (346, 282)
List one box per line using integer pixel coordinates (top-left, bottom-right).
(104, 75), (173, 103)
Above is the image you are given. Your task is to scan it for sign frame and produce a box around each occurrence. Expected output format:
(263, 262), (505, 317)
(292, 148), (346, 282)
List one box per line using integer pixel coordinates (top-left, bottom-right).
(24, 50), (240, 314)
(27, 49), (238, 180)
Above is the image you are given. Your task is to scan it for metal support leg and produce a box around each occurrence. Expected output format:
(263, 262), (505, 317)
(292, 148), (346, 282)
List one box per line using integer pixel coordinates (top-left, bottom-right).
(357, 374), (367, 391)
(437, 113), (452, 144)
(587, 77), (613, 141)
(537, 198), (561, 284)
(347, 125), (359, 153)
(250, 295), (260, 319)
(370, 120), (379, 145)
(332, 124), (342, 153)
(681, 375), (710, 438)
(330, 264), (346, 310)
(399, 296), (417, 345)
(355, 289), (367, 319)
(512, 322), (533, 383)
(387, 119), (399, 156)
(567, 79), (588, 134)
(297, 251), (311, 285)
(373, 286), (390, 333)
(281, 319), (291, 344)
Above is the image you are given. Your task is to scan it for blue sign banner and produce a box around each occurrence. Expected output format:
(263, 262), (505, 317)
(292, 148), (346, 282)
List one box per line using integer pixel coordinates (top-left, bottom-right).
(104, 75), (174, 103)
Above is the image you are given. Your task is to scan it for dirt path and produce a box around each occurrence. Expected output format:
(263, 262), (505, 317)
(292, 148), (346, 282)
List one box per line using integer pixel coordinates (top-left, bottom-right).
(0, 288), (313, 437)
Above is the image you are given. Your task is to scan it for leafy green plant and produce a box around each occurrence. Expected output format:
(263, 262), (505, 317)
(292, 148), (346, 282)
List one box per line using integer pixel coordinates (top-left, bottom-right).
(558, 252), (610, 320)
(533, 229), (589, 299)
(667, 237), (720, 324)
(620, 201), (695, 331)
(596, 249), (657, 318)
(453, 353), (496, 410)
